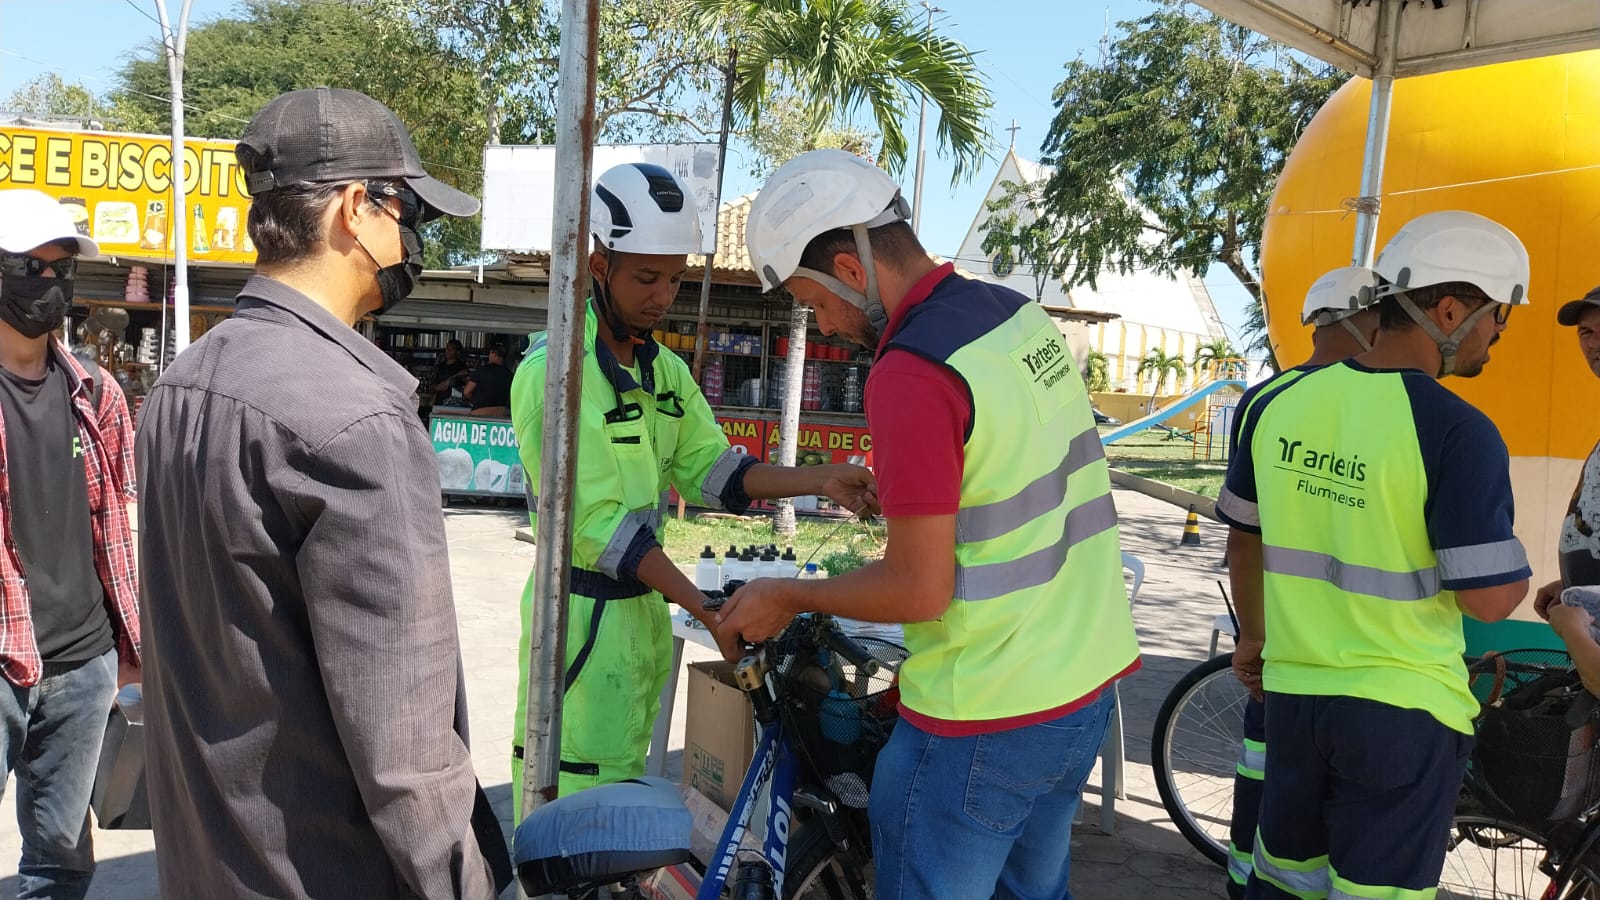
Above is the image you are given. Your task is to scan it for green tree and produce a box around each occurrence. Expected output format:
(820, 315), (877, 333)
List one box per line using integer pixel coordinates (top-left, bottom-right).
(1138, 347), (1187, 399)
(978, 178), (1069, 304)
(693, 0), (994, 183)
(743, 92), (878, 180)
(110, 0), (487, 264)
(370, 0), (722, 145)
(1034, 2), (1346, 372)
(1084, 348), (1111, 393)
(5, 74), (108, 122)
(1191, 337), (1239, 377)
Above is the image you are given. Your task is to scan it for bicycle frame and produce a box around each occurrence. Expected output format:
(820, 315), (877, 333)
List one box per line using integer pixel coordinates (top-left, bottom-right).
(698, 716), (802, 900)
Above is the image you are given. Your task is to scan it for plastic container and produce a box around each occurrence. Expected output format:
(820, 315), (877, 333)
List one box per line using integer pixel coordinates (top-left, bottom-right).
(781, 547), (798, 576)
(695, 545), (721, 591)
(799, 563), (827, 580)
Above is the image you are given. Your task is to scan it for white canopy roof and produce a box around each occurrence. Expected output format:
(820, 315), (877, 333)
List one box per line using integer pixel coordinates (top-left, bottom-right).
(1191, 0), (1600, 78)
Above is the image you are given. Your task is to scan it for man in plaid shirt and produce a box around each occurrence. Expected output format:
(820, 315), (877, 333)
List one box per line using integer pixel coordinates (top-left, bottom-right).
(0, 189), (140, 899)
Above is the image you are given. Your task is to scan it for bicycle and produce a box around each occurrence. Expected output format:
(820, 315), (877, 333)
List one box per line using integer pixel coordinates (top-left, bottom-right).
(1437, 650), (1600, 899)
(512, 585), (904, 899)
(1150, 652), (1249, 868)
(1150, 647), (1600, 898)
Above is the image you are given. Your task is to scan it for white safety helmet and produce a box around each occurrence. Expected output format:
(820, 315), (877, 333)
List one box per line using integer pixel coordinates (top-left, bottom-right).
(1302, 266), (1380, 326)
(590, 162), (702, 256)
(1302, 265), (1381, 351)
(1371, 210), (1530, 376)
(745, 149), (912, 333)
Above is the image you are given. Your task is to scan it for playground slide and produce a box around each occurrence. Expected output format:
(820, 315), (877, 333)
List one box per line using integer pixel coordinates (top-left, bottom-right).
(1099, 380), (1248, 446)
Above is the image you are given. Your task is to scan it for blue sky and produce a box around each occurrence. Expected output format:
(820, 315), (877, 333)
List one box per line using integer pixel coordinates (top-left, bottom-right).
(0, 0), (1255, 341)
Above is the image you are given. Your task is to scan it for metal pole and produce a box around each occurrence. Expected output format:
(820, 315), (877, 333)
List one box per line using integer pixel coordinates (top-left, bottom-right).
(692, 48), (737, 383)
(910, 3), (941, 234)
(1351, 0), (1400, 267)
(520, 0), (600, 850)
(153, 0), (194, 353)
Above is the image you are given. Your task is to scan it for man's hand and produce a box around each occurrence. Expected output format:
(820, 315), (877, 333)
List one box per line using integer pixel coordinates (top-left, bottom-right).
(1551, 601), (1596, 644)
(816, 464), (880, 517)
(1232, 637), (1265, 702)
(1535, 579), (1565, 621)
(117, 654), (140, 692)
(716, 578), (799, 646)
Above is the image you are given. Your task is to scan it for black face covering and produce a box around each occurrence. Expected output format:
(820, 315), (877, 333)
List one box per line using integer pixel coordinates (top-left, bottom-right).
(0, 275), (71, 339)
(358, 223), (424, 316)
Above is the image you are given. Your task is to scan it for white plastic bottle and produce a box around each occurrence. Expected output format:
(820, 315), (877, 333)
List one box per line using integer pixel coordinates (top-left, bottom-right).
(722, 546), (741, 586)
(695, 545), (721, 591)
(759, 549), (780, 578)
(781, 547), (798, 577)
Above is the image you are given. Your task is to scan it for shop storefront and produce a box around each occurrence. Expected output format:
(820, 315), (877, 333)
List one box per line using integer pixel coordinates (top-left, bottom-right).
(8, 121), (878, 508)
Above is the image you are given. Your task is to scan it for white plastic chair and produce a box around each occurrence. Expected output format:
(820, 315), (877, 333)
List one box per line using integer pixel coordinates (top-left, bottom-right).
(1084, 551), (1144, 834)
(1209, 613), (1238, 657)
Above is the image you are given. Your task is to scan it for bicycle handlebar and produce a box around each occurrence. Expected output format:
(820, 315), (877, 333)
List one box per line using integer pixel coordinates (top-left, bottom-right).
(700, 582), (883, 676)
(821, 627), (881, 677)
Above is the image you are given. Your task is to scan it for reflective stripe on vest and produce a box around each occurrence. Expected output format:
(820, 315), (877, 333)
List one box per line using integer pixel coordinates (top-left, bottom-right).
(955, 425), (1103, 543)
(1263, 545), (1439, 602)
(955, 491), (1118, 602)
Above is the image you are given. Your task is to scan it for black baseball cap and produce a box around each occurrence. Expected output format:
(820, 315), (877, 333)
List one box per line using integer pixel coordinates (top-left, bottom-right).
(1558, 285), (1600, 326)
(237, 87), (479, 222)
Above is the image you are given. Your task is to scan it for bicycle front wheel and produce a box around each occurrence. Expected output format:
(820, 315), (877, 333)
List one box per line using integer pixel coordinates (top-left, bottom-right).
(1151, 653), (1251, 868)
(1440, 815), (1600, 899)
(783, 821), (874, 900)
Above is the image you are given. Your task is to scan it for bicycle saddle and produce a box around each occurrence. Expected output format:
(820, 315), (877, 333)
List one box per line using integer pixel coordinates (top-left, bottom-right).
(513, 775), (693, 896)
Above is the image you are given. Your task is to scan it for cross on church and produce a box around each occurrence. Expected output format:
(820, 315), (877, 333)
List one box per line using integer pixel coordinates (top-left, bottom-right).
(1005, 119), (1021, 148)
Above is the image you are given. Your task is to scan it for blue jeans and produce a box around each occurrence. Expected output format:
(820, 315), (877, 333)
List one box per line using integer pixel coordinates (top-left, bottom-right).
(869, 690), (1114, 900)
(0, 649), (117, 900)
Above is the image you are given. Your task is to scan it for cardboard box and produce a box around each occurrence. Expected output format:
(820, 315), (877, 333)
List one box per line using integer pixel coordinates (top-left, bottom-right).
(684, 661), (756, 812)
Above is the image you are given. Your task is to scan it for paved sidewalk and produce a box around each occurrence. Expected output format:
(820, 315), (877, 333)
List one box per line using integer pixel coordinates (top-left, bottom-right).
(0, 487), (1234, 898)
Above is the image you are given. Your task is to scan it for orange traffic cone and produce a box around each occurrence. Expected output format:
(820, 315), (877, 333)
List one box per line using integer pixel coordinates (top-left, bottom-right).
(1181, 504), (1202, 546)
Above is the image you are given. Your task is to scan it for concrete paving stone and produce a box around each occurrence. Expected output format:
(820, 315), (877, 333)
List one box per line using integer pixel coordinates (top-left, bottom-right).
(0, 487), (1237, 899)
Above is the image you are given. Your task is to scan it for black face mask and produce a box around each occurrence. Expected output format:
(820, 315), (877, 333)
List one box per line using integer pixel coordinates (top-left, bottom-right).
(357, 223), (424, 316)
(0, 275), (71, 339)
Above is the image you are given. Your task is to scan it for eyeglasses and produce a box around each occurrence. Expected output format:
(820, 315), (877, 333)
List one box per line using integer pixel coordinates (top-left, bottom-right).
(365, 180), (422, 230)
(0, 253), (76, 280)
(1457, 291), (1511, 326)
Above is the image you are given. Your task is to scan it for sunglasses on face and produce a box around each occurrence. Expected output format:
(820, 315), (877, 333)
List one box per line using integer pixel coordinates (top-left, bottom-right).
(365, 180), (423, 230)
(0, 253), (76, 280)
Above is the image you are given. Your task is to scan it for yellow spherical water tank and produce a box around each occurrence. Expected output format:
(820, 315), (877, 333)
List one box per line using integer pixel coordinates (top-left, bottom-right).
(1260, 50), (1600, 635)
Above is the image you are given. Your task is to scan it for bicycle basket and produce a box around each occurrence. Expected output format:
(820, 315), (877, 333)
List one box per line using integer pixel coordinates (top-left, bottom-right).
(774, 628), (907, 810)
(1469, 649), (1600, 824)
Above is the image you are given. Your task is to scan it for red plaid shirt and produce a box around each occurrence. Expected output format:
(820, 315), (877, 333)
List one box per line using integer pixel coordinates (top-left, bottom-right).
(0, 342), (140, 686)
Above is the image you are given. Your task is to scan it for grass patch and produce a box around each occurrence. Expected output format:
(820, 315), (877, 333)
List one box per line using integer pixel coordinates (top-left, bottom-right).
(662, 514), (884, 569)
(1102, 425), (1228, 497)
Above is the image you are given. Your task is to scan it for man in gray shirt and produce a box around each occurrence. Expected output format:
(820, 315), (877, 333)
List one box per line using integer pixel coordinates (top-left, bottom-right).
(136, 88), (508, 898)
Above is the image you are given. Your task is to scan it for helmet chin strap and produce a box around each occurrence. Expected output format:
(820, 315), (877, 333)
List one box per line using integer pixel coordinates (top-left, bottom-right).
(1337, 317), (1373, 353)
(595, 247), (645, 345)
(1394, 292), (1496, 378)
(788, 224), (890, 337)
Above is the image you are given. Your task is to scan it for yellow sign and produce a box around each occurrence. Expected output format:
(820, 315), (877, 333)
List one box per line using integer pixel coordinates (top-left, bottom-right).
(0, 125), (255, 264)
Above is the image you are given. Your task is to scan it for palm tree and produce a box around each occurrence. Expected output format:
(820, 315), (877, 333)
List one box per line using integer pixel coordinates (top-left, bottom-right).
(1084, 348), (1111, 393)
(1138, 348), (1188, 403)
(692, 0), (992, 182)
(1191, 338), (1238, 379)
(694, 0), (992, 536)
